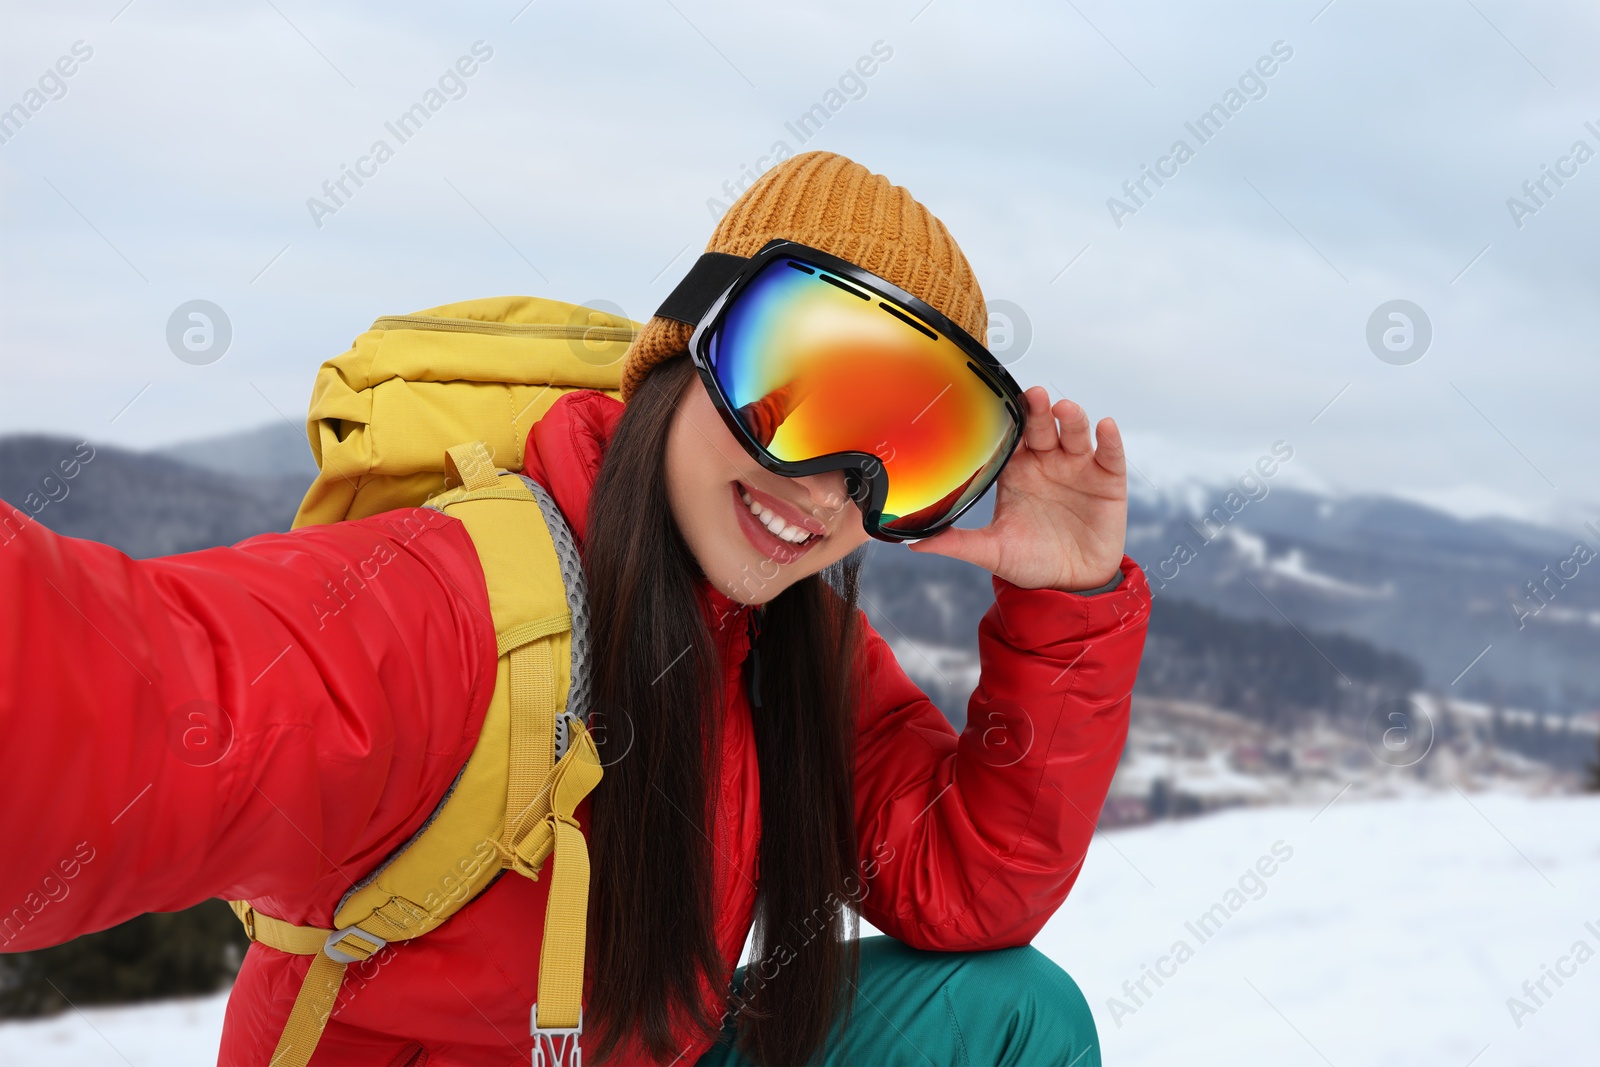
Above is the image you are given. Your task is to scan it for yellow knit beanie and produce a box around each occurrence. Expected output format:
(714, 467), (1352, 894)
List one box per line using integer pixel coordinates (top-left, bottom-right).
(620, 150), (987, 401)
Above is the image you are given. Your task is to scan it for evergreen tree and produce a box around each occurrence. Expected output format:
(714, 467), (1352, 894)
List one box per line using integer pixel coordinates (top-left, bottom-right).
(0, 900), (246, 1018)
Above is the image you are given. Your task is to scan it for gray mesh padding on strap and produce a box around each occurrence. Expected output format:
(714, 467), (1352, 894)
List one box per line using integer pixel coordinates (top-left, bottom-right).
(519, 475), (591, 759)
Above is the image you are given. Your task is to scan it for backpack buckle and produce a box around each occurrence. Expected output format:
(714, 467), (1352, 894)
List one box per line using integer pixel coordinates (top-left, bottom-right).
(530, 1004), (582, 1067)
(323, 926), (387, 965)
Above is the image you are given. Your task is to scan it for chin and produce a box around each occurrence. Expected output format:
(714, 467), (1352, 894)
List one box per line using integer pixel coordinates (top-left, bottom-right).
(710, 548), (802, 606)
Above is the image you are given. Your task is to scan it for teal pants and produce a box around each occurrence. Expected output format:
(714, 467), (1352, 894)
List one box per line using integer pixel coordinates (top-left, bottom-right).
(693, 935), (1099, 1066)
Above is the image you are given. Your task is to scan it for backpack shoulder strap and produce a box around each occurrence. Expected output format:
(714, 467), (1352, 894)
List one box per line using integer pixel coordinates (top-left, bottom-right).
(229, 441), (601, 1067)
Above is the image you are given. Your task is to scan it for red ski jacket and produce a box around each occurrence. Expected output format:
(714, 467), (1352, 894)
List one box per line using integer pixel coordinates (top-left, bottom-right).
(0, 389), (1150, 1065)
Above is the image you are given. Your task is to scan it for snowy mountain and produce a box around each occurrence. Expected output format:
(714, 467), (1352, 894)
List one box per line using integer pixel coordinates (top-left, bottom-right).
(862, 473), (1600, 720)
(0, 435), (304, 559)
(1122, 484), (1600, 715)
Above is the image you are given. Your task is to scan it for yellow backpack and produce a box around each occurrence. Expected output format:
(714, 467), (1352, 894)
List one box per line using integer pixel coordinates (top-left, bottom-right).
(227, 295), (640, 1067)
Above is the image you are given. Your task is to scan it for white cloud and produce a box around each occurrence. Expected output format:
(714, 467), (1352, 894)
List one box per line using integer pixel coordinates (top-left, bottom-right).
(1, 0), (1596, 522)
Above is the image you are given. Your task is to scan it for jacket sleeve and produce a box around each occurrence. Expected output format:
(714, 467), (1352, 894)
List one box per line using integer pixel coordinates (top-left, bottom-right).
(0, 503), (499, 950)
(851, 554), (1150, 950)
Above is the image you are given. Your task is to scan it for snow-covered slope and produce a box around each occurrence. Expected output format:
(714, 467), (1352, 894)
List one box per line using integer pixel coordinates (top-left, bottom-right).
(4, 794), (1593, 1065)
(0, 991), (228, 1066)
(1041, 792), (1598, 1067)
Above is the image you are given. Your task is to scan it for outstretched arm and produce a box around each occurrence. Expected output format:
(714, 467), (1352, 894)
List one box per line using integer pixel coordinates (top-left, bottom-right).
(0, 504), (498, 950)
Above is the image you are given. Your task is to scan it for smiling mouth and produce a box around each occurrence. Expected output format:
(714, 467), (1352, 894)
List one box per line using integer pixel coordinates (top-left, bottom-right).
(731, 482), (824, 564)
(739, 487), (817, 545)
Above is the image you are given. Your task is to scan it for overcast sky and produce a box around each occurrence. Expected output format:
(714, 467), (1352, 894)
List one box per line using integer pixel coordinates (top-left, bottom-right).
(2, 0), (1595, 525)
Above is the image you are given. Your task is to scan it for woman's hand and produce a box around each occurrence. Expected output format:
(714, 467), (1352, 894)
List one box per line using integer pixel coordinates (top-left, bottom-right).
(908, 385), (1127, 592)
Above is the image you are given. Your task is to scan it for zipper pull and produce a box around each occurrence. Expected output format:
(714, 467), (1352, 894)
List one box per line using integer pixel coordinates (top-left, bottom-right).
(745, 606), (764, 709)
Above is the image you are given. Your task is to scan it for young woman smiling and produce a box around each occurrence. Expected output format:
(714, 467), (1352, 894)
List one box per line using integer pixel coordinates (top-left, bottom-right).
(0, 150), (1150, 1066)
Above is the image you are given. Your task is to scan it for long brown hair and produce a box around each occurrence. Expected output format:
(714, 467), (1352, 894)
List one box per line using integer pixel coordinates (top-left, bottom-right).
(582, 355), (865, 1064)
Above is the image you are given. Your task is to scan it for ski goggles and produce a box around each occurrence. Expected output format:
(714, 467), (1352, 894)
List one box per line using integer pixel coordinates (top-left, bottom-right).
(653, 239), (1025, 542)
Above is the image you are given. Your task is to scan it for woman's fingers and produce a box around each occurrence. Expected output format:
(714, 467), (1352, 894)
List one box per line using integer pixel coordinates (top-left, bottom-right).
(1021, 386), (1060, 451)
(1093, 416), (1126, 476)
(906, 523), (999, 573)
(1054, 399), (1093, 455)
(1019, 385), (1125, 476)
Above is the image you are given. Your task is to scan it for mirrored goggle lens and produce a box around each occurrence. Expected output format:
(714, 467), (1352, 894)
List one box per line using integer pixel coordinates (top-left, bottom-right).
(706, 255), (1018, 535)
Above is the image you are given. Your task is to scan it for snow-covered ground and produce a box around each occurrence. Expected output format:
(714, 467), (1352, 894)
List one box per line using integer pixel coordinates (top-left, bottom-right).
(1042, 792), (1599, 1067)
(2, 793), (1594, 1066)
(0, 990), (228, 1066)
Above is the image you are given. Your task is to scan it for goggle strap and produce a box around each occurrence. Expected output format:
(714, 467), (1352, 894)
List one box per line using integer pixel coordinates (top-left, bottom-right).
(653, 251), (750, 327)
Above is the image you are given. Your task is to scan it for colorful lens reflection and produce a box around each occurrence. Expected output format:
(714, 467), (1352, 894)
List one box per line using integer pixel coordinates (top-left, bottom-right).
(706, 257), (1016, 535)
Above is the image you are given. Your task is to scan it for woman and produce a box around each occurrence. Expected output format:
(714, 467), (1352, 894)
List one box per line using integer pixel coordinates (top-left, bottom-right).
(0, 151), (1149, 1065)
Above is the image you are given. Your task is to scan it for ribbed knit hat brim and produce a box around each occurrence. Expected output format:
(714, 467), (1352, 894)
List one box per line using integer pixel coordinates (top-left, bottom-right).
(620, 150), (986, 401)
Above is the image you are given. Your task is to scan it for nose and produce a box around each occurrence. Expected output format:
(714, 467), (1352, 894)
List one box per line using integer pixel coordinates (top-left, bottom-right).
(796, 470), (854, 524)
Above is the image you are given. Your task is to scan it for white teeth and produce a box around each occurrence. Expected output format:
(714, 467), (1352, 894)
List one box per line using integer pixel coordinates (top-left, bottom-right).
(740, 485), (814, 545)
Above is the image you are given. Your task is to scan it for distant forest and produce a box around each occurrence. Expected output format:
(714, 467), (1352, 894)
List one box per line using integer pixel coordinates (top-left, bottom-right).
(1139, 594), (1423, 726)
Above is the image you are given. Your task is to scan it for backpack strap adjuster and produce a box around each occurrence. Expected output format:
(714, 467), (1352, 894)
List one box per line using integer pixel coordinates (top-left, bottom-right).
(323, 925), (387, 965)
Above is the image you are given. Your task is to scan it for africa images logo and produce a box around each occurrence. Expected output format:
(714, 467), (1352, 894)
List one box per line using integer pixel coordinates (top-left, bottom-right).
(305, 41), (495, 229)
(706, 40), (894, 219)
(0, 40), (93, 146)
(1106, 41), (1294, 229)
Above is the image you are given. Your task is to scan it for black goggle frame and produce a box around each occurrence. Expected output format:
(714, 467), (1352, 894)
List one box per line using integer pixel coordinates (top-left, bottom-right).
(652, 238), (1025, 542)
